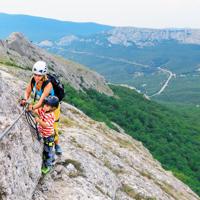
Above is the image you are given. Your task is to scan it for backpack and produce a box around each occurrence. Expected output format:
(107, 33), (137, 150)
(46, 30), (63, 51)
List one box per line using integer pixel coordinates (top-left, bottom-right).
(31, 74), (65, 102)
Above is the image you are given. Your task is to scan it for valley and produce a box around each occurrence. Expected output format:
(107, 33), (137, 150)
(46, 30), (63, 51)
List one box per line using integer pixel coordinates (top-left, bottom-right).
(44, 37), (200, 104)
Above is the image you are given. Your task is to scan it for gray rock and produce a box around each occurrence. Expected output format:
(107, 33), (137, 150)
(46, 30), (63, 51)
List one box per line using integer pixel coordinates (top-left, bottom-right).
(107, 27), (200, 47)
(0, 69), (43, 200)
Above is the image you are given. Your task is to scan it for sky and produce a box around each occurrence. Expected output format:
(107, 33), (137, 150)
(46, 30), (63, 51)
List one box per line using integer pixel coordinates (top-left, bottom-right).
(0, 0), (200, 28)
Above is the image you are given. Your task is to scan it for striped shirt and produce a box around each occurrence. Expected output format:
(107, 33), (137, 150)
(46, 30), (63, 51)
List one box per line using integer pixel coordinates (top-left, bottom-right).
(38, 108), (55, 137)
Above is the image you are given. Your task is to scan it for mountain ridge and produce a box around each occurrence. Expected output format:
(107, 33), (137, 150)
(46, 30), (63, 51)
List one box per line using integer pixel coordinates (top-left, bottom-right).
(0, 13), (113, 41)
(2, 13), (200, 46)
(0, 32), (113, 96)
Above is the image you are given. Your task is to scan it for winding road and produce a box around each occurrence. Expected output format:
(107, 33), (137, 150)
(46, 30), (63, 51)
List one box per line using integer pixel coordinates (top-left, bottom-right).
(150, 67), (176, 97)
(65, 50), (175, 97)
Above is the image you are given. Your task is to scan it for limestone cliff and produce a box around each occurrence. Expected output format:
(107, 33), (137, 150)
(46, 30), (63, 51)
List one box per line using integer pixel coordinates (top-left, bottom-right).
(107, 28), (200, 47)
(0, 66), (199, 200)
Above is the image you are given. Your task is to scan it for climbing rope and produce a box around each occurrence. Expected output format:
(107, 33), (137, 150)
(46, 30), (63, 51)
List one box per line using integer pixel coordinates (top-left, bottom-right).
(25, 110), (36, 130)
(0, 104), (28, 140)
(24, 110), (41, 141)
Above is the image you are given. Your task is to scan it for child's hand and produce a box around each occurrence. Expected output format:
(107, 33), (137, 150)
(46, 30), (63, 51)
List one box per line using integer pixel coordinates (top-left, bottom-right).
(35, 117), (40, 123)
(28, 104), (34, 111)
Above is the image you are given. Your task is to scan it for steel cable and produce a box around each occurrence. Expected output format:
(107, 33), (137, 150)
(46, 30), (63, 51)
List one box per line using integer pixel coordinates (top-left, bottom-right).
(0, 104), (28, 140)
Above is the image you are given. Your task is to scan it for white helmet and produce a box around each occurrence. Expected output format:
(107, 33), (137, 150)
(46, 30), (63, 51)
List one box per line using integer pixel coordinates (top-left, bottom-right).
(32, 61), (48, 75)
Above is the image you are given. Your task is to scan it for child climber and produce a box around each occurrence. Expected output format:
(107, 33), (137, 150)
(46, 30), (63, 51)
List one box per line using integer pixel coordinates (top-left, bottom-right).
(33, 96), (59, 174)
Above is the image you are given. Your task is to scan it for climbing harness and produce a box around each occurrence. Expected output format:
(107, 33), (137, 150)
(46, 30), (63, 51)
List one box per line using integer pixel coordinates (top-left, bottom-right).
(0, 104), (28, 141)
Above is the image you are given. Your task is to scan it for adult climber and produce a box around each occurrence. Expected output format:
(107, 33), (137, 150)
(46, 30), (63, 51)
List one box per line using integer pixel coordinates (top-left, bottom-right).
(20, 60), (62, 155)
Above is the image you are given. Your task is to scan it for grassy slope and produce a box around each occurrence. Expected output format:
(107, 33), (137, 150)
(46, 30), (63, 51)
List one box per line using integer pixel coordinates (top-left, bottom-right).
(63, 83), (200, 196)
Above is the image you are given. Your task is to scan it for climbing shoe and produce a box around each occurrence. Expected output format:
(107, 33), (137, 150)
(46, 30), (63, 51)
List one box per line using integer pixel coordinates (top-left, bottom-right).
(55, 144), (62, 155)
(41, 166), (52, 175)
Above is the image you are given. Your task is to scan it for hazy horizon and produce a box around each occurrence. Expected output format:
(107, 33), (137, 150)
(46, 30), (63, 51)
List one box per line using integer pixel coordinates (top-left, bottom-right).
(0, 12), (199, 30)
(0, 0), (199, 29)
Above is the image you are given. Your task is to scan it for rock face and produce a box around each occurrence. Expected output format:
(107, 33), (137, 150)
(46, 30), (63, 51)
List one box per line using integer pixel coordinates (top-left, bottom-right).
(107, 28), (200, 47)
(0, 67), (199, 200)
(0, 68), (43, 200)
(48, 28), (200, 48)
(0, 32), (113, 96)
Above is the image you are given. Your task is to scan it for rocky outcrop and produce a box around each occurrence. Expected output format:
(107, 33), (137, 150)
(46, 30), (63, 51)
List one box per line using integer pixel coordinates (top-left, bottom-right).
(56, 35), (78, 46)
(0, 32), (113, 96)
(0, 68), (43, 200)
(107, 27), (200, 47)
(0, 67), (199, 200)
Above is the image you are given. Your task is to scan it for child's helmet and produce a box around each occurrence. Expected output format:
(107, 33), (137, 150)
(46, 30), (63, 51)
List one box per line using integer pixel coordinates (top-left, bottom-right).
(32, 61), (47, 75)
(44, 96), (59, 108)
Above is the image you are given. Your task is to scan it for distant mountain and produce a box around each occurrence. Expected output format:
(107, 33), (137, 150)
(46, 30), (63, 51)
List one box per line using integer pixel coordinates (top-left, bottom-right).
(0, 13), (113, 41)
(105, 27), (200, 46)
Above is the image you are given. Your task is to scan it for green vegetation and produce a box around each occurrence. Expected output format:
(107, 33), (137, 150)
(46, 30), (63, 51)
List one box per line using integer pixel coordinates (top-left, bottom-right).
(125, 71), (168, 95)
(121, 184), (156, 199)
(0, 59), (24, 69)
(59, 159), (84, 178)
(64, 84), (200, 196)
(0, 60), (13, 66)
(154, 74), (200, 104)
(121, 184), (141, 199)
